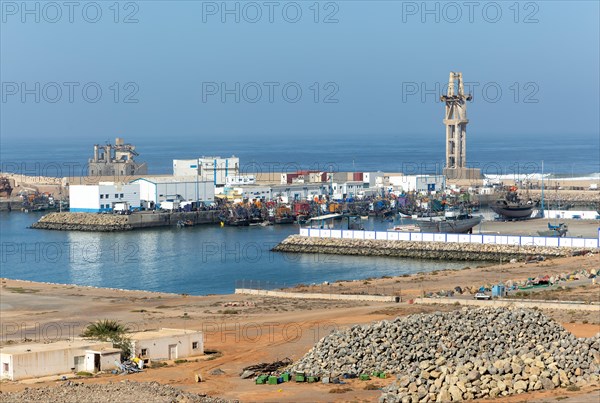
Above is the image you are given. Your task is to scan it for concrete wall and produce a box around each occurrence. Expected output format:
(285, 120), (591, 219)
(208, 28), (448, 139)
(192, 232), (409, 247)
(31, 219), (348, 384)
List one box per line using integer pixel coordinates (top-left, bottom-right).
(132, 179), (215, 204)
(235, 288), (398, 302)
(413, 297), (600, 311)
(299, 228), (600, 249)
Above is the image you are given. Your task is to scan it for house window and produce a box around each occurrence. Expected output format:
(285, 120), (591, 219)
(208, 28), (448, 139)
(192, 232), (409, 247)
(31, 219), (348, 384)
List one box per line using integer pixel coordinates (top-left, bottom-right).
(105, 194), (109, 198)
(100, 194), (104, 199)
(120, 193), (124, 198)
(3, 363), (8, 372)
(192, 342), (199, 350)
(115, 194), (119, 198)
(141, 348), (148, 356)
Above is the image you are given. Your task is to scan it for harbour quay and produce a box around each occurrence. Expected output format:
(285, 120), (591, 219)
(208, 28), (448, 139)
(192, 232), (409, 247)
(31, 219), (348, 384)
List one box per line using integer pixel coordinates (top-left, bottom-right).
(30, 211), (220, 231)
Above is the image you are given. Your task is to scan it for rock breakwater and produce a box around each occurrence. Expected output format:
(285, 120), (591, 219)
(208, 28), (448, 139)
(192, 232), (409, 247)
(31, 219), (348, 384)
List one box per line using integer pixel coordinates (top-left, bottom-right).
(290, 307), (600, 402)
(31, 212), (133, 231)
(273, 235), (582, 261)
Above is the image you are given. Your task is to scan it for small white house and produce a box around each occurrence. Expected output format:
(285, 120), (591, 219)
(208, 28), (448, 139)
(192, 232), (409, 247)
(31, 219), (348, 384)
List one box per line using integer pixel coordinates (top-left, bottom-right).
(130, 328), (203, 363)
(69, 182), (141, 213)
(0, 339), (120, 381)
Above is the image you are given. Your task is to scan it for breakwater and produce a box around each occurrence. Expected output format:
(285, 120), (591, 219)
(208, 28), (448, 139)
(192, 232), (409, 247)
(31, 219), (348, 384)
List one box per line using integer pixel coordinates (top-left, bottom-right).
(272, 235), (590, 261)
(30, 211), (220, 231)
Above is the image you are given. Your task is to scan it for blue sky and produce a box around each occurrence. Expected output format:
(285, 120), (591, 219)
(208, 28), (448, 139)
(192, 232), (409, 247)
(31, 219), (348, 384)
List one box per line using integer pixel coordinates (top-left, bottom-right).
(1, 0), (599, 144)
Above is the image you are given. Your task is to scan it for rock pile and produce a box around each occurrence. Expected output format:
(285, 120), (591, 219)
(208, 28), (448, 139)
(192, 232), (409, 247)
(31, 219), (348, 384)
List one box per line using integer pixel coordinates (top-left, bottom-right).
(289, 307), (600, 402)
(31, 212), (133, 231)
(274, 235), (579, 261)
(0, 381), (234, 403)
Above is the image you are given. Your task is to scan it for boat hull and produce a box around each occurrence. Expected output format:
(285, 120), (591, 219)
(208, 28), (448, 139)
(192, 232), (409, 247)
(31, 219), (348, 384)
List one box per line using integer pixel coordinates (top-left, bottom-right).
(415, 215), (483, 234)
(490, 205), (533, 219)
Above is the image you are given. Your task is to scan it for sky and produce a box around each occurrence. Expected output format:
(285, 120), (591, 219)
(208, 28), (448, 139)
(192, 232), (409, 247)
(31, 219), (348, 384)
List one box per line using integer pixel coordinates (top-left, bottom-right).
(1, 0), (599, 146)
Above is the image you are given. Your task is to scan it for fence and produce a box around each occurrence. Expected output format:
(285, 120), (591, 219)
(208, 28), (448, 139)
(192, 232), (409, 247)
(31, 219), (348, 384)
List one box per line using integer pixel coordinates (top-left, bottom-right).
(299, 228), (600, 249)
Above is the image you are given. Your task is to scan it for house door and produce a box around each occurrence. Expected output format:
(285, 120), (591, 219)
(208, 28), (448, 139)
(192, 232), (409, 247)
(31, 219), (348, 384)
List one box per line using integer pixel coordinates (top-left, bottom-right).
(168, 344), (177, 360)
(94, 354), (101, 372)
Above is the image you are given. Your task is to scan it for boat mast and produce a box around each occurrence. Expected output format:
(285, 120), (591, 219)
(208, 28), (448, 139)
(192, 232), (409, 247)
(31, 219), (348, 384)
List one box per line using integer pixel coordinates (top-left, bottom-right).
(540, 160), (545, 218)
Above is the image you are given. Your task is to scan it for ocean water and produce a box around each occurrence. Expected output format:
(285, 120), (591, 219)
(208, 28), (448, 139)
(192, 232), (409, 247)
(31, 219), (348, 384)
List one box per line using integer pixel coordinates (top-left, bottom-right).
(1, 133), (598, 178)
(0, 212), (472, 295)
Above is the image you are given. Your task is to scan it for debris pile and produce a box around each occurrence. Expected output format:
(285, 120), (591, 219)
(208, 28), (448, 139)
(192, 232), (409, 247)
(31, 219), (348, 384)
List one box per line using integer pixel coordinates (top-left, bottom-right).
(290, 308), (600, 402)
(0, 381), (234, 403)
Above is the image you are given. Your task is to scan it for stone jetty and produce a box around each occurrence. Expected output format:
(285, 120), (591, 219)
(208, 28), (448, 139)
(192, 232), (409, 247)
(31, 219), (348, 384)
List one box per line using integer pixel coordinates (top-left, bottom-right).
(272, 235), (585, 261)
(290, 307), (600, 402)
(31, 211), (220, 231)
(31, 212), (133, 231)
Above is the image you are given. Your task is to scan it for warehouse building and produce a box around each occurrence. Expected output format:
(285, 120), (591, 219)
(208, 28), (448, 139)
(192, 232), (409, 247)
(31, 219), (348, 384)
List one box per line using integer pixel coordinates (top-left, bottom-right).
(130, 176), (215, 208)
(69, 182), (141, 212)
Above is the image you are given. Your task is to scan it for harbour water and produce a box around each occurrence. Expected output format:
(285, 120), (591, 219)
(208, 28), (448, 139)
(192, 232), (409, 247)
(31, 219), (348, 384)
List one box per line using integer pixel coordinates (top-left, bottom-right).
(1, 212), (473, 295)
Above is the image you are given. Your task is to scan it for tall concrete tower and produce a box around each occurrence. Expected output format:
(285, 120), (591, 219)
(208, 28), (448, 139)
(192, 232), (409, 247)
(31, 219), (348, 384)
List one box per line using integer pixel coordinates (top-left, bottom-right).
(441, 72), (480, 182)
(441, 72), (471, 169)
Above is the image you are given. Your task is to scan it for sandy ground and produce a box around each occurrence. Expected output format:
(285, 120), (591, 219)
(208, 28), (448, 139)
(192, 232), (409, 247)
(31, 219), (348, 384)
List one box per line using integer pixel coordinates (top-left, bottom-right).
(477, 218), (600, 238)
(1, 255), (600, 402)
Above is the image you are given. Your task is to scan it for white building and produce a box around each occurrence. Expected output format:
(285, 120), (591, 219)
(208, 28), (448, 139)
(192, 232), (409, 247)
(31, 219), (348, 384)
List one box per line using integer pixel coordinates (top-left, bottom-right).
(69, 182), (141, 212)
(130, 328), (203, 363)
(131, 176), (215, 208)
(0, 339), (120, 381)
(173, 156), (239, 186)
(331, 181), (367, 199)
(389, 175), (446, 193)
(225, 175), (256, 186)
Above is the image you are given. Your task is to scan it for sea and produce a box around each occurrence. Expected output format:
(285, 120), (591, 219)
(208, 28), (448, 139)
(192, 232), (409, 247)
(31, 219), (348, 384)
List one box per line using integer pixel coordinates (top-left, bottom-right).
(0, 133), (598, 295)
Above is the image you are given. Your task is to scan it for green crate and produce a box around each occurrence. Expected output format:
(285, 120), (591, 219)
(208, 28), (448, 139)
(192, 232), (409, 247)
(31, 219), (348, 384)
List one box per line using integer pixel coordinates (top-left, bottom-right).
(256, 375), (268, 384)
(282, 373), (291, 382)
(371, 371), (380, 377)
(307, 376), (319, 383)
(360, 374), (371, 381)
(268, 376), (278, 385)
(379, 372), (386, 379)
(295, 375), (305, 382)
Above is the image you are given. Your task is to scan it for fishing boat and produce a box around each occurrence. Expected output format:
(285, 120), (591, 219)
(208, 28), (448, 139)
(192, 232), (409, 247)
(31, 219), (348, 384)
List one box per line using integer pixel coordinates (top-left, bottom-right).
(490, 186), (536, 220)
(413, 208), (483, 233)
(537, 222), (568, 237)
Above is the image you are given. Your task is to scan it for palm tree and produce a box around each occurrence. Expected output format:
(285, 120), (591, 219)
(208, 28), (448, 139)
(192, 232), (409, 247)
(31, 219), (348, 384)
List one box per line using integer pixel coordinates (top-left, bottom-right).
(81, 319), (129, 340)
(82, 320), (131, 358)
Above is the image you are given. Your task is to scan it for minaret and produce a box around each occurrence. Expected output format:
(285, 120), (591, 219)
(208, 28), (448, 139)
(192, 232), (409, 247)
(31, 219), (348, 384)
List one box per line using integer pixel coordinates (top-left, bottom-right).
(441, 72), (472, 170)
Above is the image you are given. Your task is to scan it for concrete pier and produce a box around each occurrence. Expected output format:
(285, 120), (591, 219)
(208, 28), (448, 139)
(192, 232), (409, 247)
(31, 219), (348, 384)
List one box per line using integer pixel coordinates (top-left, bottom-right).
(30, 211), (220, 231)
(272, 235), (592, 261)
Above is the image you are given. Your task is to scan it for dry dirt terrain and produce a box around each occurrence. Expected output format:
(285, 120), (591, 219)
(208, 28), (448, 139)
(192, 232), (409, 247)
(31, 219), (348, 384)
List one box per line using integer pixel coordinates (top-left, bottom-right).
(1, 253), (600, 402)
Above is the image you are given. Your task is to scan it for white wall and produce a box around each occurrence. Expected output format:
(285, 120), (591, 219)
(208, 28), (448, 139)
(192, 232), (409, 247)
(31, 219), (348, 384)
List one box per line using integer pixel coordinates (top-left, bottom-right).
(132, 332), (203, 361)
(69, 185), (100, 212)
(173, 159), (198, 176)
(133, 180), (215, 204)
(0, 342), (113, 381)
(69, 184), (140, 212)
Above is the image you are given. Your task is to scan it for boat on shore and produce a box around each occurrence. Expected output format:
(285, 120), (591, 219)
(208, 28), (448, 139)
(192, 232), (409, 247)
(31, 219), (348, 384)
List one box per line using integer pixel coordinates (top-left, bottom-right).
(413, 209), (483, 234)
(491, 186), (536, 220)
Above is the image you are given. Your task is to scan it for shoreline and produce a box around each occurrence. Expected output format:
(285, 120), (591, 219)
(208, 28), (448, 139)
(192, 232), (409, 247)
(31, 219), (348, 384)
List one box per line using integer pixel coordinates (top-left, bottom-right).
(1, 257), (599, 401)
